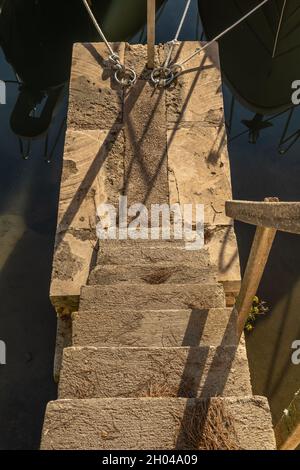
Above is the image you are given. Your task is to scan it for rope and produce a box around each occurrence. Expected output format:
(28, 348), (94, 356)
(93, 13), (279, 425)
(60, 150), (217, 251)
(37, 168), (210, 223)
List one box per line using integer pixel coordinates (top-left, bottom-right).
(164, 0), (192, 68)
(152, 0), (270, 86)
(81, 0), (136, 86)
(82, 0), (115, 56)
(272, 0), (287, 58)
(151, 0), (192, 86)
(178, 0), (270, 67)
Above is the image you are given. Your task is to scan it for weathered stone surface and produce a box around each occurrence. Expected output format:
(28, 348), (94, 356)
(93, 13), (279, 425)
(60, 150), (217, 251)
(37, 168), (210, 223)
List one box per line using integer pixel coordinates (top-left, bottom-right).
(221, 281), (241, 308)
(72, 308), (237, 348)
(97, 237), (185, 248)
(88, 263), (217, 285)
(41, 397), (276, 450)
(97, 242), (211, 266)
(205, 225), (241, 286)
(165, 42), (240, 307)
(68, 42), (125, 130)
(168, 124), (232, 226)
(166, 42), (223, 124)
(123, 80), (168, 208)
(50, 128), (124, 311)
(51, 231), (95, 315)
(57, 128), (124, 230)
(58, 345), (251, 399)
(124, 43), (164, 80)
(53, 316), (72, 383)
(79, 283), (226, 312)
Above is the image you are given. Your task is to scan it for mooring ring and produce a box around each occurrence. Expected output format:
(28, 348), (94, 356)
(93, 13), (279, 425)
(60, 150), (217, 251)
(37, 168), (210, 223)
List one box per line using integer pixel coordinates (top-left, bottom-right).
(170, 63), (183, 78)
(115, 67), (137, 87)
(151, 66), (174, 87)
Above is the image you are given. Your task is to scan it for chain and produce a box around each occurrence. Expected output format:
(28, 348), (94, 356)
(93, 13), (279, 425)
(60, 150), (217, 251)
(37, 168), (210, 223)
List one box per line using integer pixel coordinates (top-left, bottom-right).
(152, 0), (270, 87)
(82, 0), (136, 87)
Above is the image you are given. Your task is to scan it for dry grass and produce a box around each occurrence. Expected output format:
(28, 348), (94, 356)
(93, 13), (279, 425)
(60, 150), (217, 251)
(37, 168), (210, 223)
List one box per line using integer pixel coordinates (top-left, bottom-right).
(134, 379), (195, 398)
(142, 268), (174, 285)
(128, 379), (240, 450)
(176, 400), (240, 450)
(139, 381), (178, 397)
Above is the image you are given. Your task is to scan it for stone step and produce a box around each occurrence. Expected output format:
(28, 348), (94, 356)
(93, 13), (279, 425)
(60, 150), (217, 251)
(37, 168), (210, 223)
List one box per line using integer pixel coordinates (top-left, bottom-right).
(58, 345), (251, 399)
(88, 263), (217, 285)
(79, 284), (226, 312)
(72, 308), (237, 348)
(100, 238), (186, 248)
(41, 397), (276, 450)
(97, 241), (210, 267)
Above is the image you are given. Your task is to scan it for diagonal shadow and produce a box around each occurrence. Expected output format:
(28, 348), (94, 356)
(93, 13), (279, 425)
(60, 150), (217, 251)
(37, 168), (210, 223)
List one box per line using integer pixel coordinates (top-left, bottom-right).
(135, 45), (208, 208)
(175, 305), (238, 449)
(218, 225), (240, 274)
(56, 44), (149, 246)
(123, 42), (204, 209)
(123, 78), (166, 202)
(177, 309), (210, 398)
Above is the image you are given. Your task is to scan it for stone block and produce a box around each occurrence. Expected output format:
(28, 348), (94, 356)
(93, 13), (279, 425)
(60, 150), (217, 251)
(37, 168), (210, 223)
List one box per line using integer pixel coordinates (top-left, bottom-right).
(41, 397), (276, 450)
(68, 42), (125, 130)
(58, 345), (251, 398)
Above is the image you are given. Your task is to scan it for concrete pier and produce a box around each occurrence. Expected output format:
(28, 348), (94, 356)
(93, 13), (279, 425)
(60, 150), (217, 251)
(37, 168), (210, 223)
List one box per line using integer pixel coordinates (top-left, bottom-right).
(41, 42), (276, 450)
(50, 42), (240, 315)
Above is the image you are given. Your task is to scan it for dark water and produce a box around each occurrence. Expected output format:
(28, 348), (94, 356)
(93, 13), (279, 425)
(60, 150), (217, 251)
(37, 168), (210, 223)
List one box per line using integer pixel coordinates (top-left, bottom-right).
(0, 0), (300, 449)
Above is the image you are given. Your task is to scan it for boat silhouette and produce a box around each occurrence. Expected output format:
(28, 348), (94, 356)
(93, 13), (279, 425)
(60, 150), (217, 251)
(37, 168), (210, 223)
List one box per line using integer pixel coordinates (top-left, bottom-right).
(198, 0), (300, 147)
(198, 0), (300, 115)
(0, 0), (164, 145)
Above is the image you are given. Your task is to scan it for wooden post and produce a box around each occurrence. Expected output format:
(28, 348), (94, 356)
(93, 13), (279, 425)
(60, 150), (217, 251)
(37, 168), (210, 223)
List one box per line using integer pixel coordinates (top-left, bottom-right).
(235, 224), (277, 338)
(147, 0), (156, 68)
(275, 390), (300, 450)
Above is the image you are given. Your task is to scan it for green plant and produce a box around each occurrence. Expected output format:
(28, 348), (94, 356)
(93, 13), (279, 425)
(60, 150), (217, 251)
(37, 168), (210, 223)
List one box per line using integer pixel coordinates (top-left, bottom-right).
(245, 296), (269, 332)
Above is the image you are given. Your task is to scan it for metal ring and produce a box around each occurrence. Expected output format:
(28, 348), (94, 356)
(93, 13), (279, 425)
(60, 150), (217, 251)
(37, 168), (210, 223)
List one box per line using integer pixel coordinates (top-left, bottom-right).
(170, 63), (183, 77)
(151, 67), (174, 87)
(114, 67), (137, 87)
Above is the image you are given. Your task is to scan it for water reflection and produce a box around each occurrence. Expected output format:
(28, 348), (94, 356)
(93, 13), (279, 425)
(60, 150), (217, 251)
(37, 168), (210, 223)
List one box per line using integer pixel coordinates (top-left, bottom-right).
(199, 0), (300, 152)
(0, 0), (300, 449)
(0, 0), (165, 161)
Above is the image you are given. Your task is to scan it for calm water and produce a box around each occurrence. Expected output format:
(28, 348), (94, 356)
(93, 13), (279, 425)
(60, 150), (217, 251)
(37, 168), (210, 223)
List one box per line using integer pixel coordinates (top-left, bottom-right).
(1, 0), (300, 449)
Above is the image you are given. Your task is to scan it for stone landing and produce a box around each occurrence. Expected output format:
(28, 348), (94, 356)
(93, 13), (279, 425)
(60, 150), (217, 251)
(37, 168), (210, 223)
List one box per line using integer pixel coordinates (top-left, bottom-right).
(50, 42), (240, 318)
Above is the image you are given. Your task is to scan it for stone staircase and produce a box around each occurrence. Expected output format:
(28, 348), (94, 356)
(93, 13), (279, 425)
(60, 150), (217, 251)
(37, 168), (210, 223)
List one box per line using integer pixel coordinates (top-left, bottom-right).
(41, 239), (275, 450)
(41, 42), (276, 450)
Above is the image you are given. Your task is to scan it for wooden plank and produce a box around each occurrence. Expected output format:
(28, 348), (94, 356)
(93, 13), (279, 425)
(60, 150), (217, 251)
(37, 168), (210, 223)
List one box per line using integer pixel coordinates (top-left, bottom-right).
(147, 0), (156, 68)
(235, 224), (277, 338)
(275, 390), (300, 450)
(226, 199), (300, 235)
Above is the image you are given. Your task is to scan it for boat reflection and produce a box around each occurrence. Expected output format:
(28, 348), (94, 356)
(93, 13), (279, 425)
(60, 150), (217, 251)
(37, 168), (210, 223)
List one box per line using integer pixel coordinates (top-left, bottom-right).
(198, 0), (300, 152)
(0, 0), (164, 160)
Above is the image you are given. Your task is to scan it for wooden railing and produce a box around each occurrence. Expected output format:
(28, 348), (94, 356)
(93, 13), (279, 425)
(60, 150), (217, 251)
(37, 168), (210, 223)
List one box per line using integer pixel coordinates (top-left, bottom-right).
(226, 198), (300, 450)
(226, 198), (300, 338)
